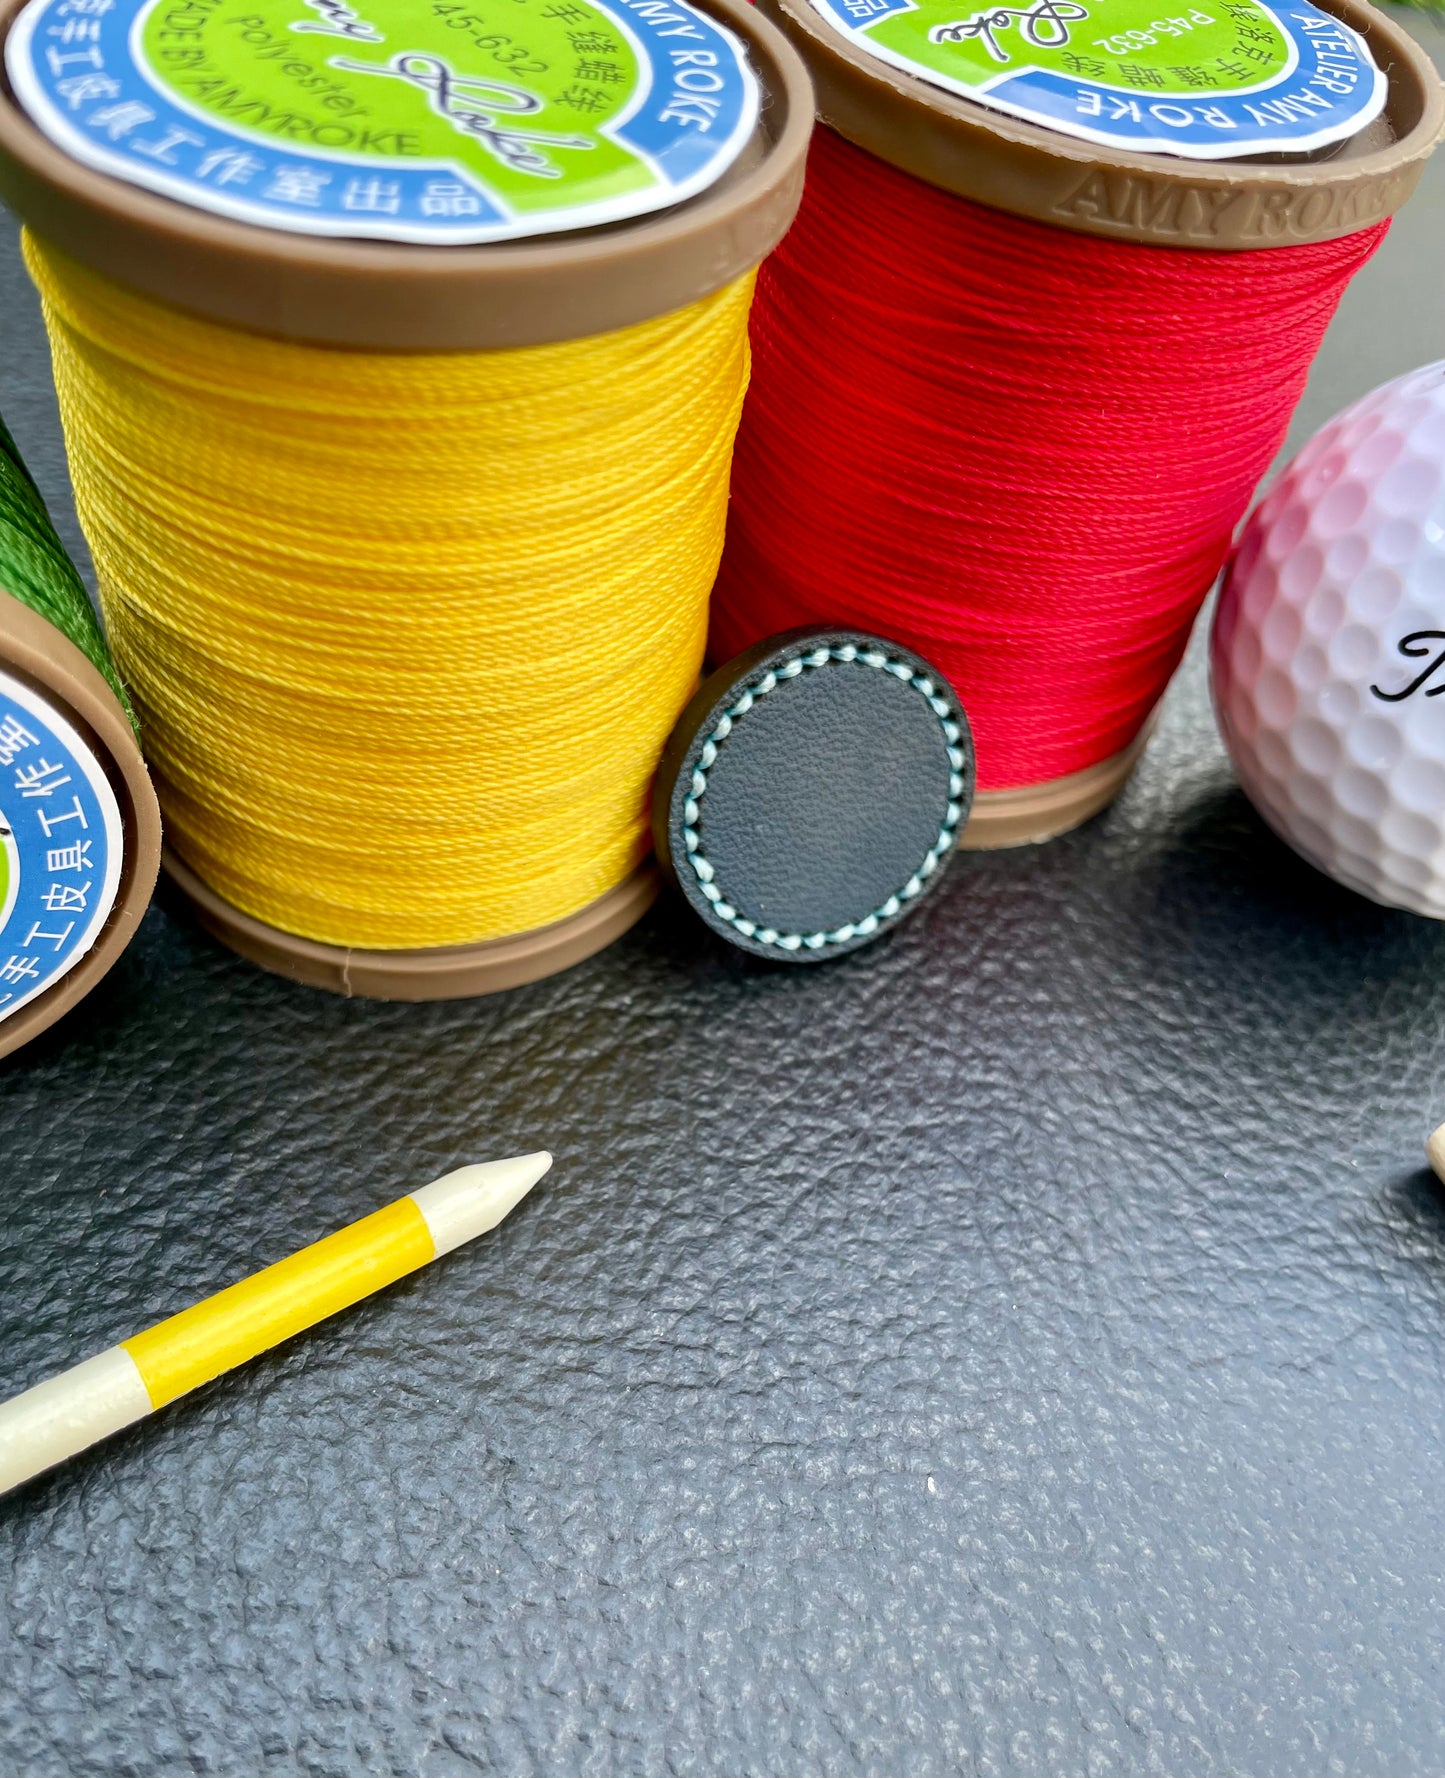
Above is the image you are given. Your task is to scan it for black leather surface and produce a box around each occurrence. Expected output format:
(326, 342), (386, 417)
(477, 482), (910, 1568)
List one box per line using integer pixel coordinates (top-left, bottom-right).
(3, 20), (1445, 1767)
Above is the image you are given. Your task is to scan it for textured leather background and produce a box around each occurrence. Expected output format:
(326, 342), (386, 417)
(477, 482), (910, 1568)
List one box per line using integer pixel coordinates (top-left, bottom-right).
(2, 21), (1445, 1770)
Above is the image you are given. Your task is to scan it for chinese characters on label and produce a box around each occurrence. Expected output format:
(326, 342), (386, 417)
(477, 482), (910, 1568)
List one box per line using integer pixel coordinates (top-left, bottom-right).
(0, 672), (121, 1023)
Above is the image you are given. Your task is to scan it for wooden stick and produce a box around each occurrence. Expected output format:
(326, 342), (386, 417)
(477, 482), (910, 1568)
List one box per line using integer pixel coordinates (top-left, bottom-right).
(0, 1152), (551, 1497)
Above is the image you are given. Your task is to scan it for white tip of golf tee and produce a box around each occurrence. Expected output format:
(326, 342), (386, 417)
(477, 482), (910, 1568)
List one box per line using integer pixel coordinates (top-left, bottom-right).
(1427, 1125), (1445, 1185)
(410, 1152), (552, 1258)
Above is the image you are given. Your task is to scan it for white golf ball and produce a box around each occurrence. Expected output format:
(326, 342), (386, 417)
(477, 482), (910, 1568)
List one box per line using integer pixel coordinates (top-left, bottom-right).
(1211, 361), (1445, 918)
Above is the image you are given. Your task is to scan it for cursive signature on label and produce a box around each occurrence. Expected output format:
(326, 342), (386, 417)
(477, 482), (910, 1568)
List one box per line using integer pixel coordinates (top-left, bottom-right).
(929, 0), (1089, 62)
(333, 53), (593, 175)
(1371, 631), (1445, 703)
(292, 0), (383, 42)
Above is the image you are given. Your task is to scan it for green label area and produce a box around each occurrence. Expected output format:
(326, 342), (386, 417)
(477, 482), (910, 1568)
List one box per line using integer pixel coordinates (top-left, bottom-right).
(809, 0), (1384, 158)
(9, 0), (759, 239)
(883, 1), (1284, 93)
(145, 0), (650, 217)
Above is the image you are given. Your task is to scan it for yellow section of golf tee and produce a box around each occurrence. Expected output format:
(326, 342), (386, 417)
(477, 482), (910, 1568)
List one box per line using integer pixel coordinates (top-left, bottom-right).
(117, 1155), (552, 1410)
(122, 1198), (435, 1409)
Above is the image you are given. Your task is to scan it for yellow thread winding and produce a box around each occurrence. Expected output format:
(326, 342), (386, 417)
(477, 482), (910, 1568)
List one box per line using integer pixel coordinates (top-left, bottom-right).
(25, 233), (755, 949)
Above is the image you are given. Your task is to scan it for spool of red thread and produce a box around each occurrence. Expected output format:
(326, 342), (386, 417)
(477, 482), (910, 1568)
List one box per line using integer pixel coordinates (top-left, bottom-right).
(714, 0), (1444, 845)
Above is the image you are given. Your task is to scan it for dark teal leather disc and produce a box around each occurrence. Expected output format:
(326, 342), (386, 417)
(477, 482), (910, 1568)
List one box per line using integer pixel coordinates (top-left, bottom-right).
(653, 629), (974, 962)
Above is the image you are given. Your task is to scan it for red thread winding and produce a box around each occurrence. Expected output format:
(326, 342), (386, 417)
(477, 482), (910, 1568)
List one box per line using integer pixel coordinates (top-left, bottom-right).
(712, 128), (1388, 792)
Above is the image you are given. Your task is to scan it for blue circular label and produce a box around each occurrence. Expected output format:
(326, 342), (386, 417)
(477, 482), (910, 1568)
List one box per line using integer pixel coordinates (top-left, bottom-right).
(0, 669), (123, 1028)
(6, 0), (760, 244)
(805, 0), (1385, 160)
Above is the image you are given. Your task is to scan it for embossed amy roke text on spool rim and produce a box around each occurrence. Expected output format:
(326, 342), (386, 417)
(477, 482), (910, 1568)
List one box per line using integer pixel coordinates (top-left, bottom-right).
(757, 0), (1442, 248)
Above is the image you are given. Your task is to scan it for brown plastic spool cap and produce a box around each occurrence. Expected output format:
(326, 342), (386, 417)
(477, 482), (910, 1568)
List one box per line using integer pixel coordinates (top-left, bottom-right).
(0, 589), (161, 1060)
(960, 720), (1156, 850)
(0, 0), (814, 348)
(163, 850), (661, 1000)
(760, 0), (1443, 249)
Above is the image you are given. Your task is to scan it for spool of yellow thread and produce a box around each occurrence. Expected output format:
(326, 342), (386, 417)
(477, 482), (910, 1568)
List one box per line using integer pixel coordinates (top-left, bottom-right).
(0, 0), (812, 996)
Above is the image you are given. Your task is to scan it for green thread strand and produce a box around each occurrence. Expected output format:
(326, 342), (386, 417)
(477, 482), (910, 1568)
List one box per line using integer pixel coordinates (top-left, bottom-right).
(0, 415), (136, 731)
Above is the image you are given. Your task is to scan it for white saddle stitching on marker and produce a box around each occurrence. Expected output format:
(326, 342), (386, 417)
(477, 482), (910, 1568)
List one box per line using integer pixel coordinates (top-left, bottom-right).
(682, 644), (967, 951)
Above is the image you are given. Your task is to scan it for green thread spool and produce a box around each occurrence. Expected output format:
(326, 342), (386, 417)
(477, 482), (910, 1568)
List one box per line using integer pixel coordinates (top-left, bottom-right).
(0, 417), (159, 1059)
(0, 418), (132, 721)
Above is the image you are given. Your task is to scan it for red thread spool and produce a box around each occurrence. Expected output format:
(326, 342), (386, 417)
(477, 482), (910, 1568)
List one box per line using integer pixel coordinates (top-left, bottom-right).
(715, 0), (1443, 845)
(717, 133), (1385, 799)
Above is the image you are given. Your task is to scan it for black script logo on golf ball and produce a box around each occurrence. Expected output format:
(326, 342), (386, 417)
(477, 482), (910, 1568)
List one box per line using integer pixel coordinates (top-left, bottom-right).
(1371, 631), (1445, 703)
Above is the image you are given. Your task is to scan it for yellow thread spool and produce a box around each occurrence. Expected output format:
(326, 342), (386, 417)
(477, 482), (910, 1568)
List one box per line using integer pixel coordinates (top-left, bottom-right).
(0, 0), (812, 997)
(27, 242), (753, 953)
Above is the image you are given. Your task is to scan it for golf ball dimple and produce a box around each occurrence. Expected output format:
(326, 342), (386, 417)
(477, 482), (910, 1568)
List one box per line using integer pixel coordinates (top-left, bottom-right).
(1211, 361), (1445, 919)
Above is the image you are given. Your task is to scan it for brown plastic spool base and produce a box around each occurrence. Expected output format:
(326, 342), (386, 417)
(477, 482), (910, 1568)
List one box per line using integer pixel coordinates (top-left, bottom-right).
(164, 850), (660, 1000)
(759, 0), (1443, 248)
(0, 589), (161, 1060)
(960, 723), (1154, 850)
